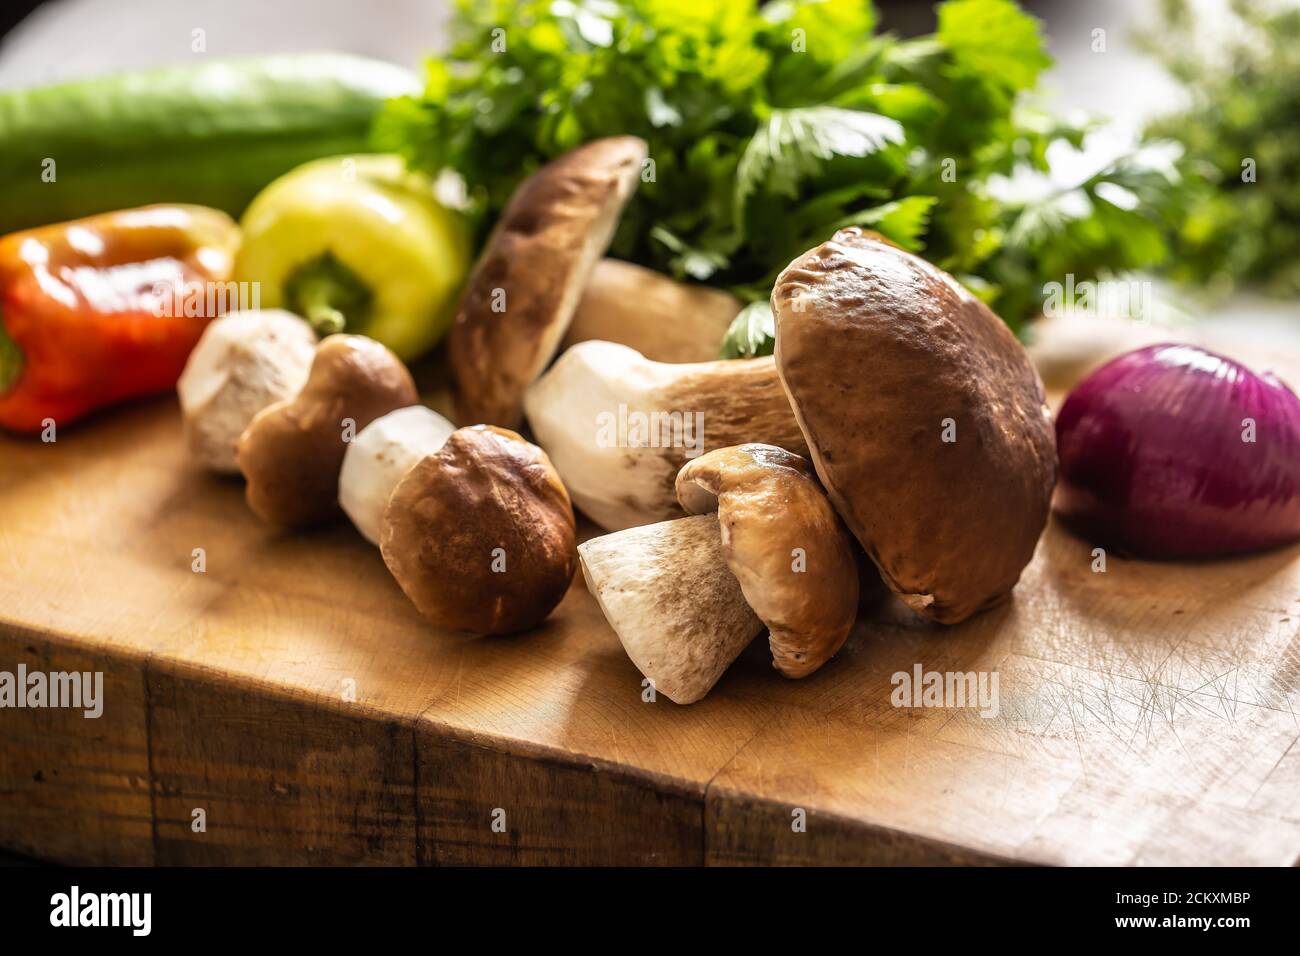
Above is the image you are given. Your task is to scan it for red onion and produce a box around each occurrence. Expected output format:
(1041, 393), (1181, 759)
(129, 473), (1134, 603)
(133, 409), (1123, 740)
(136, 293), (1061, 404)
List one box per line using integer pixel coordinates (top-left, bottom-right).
(1055, 343), (1300, 559)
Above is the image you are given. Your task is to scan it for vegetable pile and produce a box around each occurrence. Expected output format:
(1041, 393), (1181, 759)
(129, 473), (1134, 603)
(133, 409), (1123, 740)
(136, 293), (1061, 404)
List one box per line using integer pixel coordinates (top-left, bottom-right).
(0, 11), (1297, 710)
(378, 0), (1178, 345)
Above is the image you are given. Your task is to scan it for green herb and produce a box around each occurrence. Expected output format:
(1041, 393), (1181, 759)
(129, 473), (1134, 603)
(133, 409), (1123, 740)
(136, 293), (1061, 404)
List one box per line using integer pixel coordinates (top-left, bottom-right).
(720, 300), (776, 359)
(379, 0), (1177, 343)
(1139, 0), (1300, 297)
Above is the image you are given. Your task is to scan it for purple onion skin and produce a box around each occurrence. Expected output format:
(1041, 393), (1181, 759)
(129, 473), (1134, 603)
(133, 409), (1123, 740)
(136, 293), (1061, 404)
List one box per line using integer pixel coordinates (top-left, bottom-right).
(1055, 343), (1300, 560)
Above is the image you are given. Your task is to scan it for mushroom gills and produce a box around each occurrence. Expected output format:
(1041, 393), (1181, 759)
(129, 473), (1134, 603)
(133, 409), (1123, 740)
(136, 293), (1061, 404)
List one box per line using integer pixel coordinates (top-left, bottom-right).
(579, 514), (763, 705)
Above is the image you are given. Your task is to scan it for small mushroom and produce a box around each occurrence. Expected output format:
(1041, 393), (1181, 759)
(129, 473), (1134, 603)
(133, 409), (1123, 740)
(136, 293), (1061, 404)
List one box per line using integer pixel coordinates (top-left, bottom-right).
(523, 340), (807, 531)
(579, 515), (762, 705)
(772, 227), (1058, 623)
(236, 334), (418, 527)
(579, 444), (856, 703)
(561, 259), (743, 363)
(380, 425), (577, 635)
(450, 136), (648, 428)
(338, 405), (455, 546)
(176, 309), (317, 473)
(676, 444), (859, 678)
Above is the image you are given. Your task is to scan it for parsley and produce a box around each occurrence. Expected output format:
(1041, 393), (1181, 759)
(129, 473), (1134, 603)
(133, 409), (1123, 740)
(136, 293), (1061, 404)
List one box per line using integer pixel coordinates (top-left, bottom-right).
(1139, 0), (1300, 297)
(379, 0), (1178, 351)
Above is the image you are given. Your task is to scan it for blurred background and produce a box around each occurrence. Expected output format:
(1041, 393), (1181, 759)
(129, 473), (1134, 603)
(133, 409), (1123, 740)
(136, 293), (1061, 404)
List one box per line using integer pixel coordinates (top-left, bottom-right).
(0, 0), (1208, 119)
(0, 0), (1188, 114)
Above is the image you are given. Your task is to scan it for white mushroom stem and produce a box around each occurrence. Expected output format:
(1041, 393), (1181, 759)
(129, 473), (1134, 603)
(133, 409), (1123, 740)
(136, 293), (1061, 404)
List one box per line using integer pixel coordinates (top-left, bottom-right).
(562, 259), (742, 363)
(177, 309), (316, 473)
(524, 340), (806, 531)
(339, 405), (455, 546)
(579, 515), (763, 704)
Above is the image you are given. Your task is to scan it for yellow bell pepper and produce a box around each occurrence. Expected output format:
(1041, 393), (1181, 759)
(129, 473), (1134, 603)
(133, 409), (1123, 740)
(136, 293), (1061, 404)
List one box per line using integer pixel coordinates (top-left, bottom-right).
(233, 155), (471, 361)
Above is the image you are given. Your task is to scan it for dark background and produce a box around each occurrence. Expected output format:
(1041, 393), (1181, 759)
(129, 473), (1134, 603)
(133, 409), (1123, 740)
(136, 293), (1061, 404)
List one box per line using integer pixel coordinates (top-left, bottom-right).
(0, 0), (40, 39)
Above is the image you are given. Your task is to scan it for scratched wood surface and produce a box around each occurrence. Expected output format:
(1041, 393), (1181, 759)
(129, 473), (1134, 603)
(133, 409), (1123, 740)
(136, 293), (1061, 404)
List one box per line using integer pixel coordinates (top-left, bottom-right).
(1, 336), (1298, 866)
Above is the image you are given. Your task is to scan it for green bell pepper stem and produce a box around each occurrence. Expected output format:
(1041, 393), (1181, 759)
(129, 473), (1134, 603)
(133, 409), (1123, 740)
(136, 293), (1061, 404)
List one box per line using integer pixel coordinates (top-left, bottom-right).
(0, 308), (23, 396)
(284, 252), (373, 338)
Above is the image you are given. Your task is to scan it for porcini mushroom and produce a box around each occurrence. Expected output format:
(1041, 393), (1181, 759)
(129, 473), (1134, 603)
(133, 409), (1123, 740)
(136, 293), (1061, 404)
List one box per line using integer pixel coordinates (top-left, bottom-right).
(523, 340), (807, 530)
(338, 405), (455, 546)
(236, 334), (418, 527)
(772, 227), (1057, 623)
(579, 444), (856, 703)
(176, 309), (317, 473)
(676, 444), (859, 678)
(450, 136), (648, 428)
(561, 259), (743, 363)
(380, 425), (577, 635)
(579, 515), (762, 705)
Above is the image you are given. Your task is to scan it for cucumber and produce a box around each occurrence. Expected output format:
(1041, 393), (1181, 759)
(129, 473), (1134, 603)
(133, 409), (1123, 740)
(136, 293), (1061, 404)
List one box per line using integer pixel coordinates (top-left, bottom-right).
(0, 53), (420, 233)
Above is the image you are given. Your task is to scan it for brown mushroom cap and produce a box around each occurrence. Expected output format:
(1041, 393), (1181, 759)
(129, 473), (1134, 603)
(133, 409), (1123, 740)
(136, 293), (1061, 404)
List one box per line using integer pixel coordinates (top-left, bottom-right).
(236, 334), (418, 527)
(450, 136), (648, 428)
(772, 228), (1057, 624)
(676, 444), (859, 678)
(380, 425), (577, 635)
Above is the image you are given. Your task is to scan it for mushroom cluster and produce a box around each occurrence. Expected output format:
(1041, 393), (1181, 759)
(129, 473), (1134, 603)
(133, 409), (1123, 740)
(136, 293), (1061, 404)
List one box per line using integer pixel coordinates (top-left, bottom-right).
(580, 444), (859, 703)
(178, 315), (578, 635)
(172, 138), (1057, 689)
(571, 229), (1056, 700)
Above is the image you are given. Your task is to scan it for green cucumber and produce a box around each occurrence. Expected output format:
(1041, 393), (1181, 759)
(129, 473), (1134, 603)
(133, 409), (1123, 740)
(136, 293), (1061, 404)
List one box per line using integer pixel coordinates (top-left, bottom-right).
(0, 53), (419, 233)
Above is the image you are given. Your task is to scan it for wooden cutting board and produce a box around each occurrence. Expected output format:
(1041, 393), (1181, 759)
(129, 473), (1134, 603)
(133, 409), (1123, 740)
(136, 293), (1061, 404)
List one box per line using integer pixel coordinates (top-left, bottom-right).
(2, 344), (1299, 866)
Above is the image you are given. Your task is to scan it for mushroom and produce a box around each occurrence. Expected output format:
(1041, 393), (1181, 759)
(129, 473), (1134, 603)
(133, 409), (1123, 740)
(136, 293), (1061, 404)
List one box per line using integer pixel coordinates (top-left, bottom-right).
(236, 334), (418, 527)
(380, 425), (577, 635)
(579, 444), (857, 703)
(176, 309), (317, 473)
(772, 227), (1057, 623)
(338, 405), (455, 546)
(523, 340), (807, 531)
(675, 444), (859, 678)
(450, 136), (648, 428)
(561, 259), (743, 363)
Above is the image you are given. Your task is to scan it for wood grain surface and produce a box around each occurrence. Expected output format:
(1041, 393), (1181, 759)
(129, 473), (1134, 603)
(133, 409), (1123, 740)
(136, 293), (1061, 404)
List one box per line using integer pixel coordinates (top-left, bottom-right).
(1, 341), (1298, 866)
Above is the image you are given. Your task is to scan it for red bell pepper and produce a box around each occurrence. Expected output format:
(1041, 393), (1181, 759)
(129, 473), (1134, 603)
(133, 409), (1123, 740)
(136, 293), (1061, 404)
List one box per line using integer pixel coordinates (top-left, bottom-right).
(0, 205), (241, 433)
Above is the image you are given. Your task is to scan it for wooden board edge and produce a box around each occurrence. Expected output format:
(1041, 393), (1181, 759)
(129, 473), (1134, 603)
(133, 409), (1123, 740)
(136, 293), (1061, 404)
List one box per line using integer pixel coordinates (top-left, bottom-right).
(703, 783), (1034, 866)
(0, 620), (156, 865)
